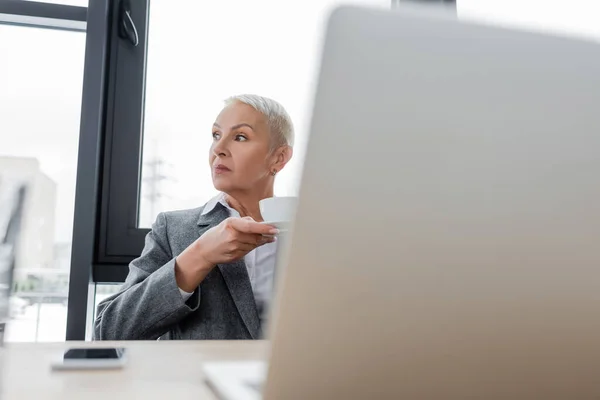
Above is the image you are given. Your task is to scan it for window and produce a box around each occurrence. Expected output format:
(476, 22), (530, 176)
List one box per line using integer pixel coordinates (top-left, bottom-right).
(138, 0), (392, 228)
(96, 0), (394, 277)
(0, 25), (85, 342)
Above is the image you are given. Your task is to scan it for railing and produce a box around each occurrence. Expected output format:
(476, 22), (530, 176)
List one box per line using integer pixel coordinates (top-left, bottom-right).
(9, 292), (69, 342)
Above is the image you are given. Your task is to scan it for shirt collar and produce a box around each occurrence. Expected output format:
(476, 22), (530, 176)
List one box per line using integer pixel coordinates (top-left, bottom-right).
(201, 192), (233, 216)
(203, 192), (278, 218)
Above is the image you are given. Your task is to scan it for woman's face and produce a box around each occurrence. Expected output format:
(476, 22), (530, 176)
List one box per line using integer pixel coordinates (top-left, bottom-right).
(209, 101), (275, 193)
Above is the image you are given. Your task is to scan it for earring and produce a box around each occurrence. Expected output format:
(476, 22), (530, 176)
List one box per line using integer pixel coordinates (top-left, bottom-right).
(271, 170), (277, 176)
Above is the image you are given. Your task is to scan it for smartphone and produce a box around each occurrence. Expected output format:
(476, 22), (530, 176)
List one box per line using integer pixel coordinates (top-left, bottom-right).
(50, 347), (127, 371)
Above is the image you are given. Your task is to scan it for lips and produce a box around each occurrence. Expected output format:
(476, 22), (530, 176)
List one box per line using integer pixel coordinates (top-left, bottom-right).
(214, 164), (231, 174)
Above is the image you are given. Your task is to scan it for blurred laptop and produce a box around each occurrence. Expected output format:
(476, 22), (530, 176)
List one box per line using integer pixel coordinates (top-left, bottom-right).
(0, 181), (27, 342)
(204, 3), (600, 399)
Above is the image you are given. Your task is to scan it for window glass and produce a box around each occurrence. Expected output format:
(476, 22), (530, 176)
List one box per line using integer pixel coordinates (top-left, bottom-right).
(138, 0), (391, 227)
(0, 25), (85, 342)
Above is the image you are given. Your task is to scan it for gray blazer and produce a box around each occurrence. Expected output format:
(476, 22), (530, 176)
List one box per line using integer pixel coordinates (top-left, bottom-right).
(94, 203), (262, 340)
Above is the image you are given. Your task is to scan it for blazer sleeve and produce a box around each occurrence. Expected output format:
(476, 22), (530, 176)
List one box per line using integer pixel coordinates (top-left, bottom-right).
(93, 212), (201, 340)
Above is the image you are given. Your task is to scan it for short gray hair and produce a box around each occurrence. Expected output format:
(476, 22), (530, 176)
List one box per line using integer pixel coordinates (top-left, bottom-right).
(225, 94), (294, 148)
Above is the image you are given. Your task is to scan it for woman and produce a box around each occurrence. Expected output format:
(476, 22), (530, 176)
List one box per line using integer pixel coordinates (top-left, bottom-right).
(94, 94), (294, 340)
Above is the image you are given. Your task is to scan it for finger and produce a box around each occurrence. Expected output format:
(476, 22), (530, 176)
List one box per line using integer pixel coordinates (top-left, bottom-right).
(236, 236), (275, 252)
(260, 235), (277, 245)
(235, 233), (263, 246)
(237, 232), (276, 247)
(231, 235), (276, 256)
(230, 218), (279, 235)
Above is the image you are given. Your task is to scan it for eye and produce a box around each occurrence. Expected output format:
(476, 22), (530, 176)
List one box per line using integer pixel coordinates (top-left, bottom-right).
(212, 132), (221, 140)
(235, 134), (248, 142)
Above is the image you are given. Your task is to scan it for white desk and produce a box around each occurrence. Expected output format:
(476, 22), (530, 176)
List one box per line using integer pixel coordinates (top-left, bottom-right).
(1, 341), (266, 399)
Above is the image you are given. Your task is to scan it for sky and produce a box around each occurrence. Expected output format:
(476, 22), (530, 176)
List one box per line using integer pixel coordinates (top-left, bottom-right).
(2, 0), (600, 239)
(0, 26), (85, 243)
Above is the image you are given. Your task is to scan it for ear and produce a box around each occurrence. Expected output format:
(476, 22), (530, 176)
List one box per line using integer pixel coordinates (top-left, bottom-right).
(270, 146), (293, 173)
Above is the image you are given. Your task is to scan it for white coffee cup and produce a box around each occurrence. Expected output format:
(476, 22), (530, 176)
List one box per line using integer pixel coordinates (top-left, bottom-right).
(259, 196), (298, 223)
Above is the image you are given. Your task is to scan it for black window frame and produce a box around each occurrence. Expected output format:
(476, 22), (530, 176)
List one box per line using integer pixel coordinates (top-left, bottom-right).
(94, 0), (149, 282)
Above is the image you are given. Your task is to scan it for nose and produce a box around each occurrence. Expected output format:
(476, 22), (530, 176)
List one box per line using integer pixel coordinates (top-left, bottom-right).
(212, 139), (230, 158)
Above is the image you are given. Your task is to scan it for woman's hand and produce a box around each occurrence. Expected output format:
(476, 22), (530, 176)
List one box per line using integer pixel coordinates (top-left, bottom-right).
(175, 217), (278, 292)
(196, 217), (278, 264)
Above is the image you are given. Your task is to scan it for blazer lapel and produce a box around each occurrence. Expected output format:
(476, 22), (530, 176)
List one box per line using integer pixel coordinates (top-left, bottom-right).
(197, 204), (261, 339)
(218, 260), (261, 339)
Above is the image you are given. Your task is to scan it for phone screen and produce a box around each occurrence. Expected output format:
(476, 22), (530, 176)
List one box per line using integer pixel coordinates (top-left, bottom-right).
(63, 348), (125, 360)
